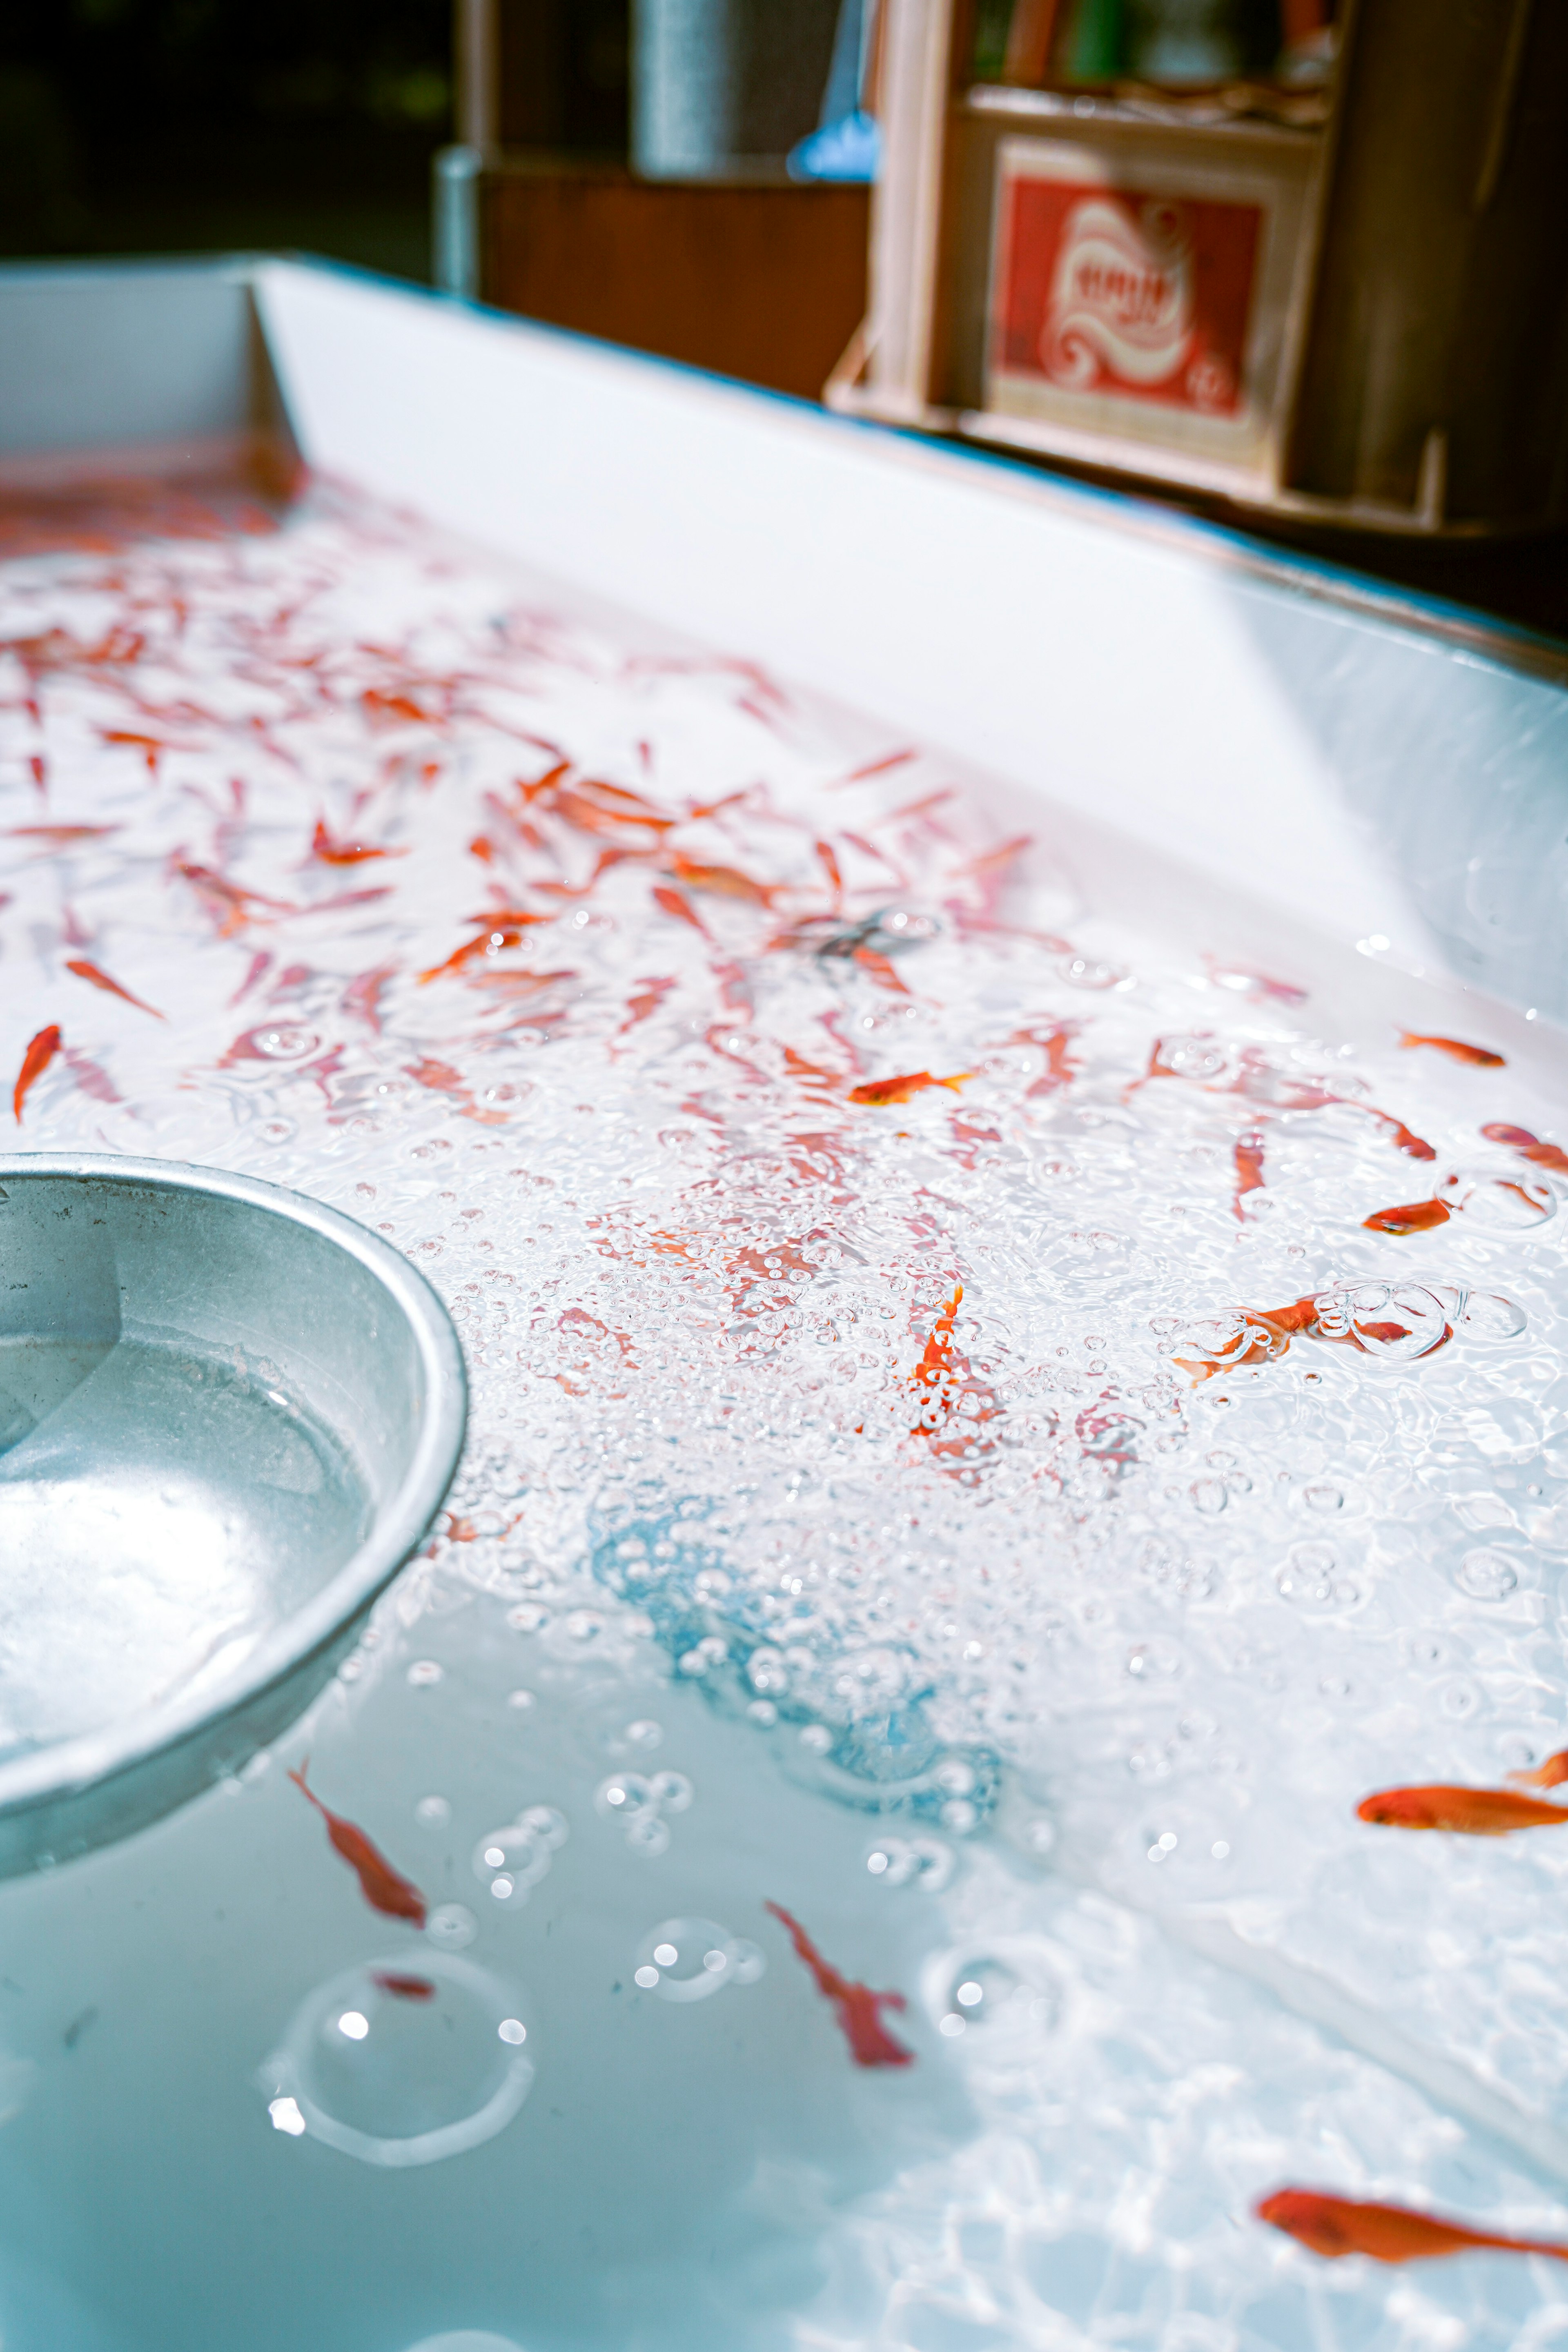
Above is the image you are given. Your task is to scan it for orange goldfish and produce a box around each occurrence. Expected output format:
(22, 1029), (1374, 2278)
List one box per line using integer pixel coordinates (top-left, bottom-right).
(849, 1070), (971, 1107)
(310, 818), (405, 866)
(1357, 1783), (1568, 1835)
(1363, 1198), (1449, 1234)
(288, 1763), (428, 1924)
(1400, 1031), (1505, 1068)
(418, 915), (550, 984)
(667, 855), (777, 907)
(1258, 2187), (1568, 2265)
(12, 1024), (60, 1122)
(64, 958), (164, 1019)
(9, 822), (119, 848)
(1508, 1748), (1568, 1791)
(1483, 1123), (1568, 1176)
(764, 1902), (913, 2068)
(651, 884), (712, 938)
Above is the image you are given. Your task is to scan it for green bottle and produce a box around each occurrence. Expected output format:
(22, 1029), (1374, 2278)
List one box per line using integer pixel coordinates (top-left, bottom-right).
(1063, 0), (1124, 81)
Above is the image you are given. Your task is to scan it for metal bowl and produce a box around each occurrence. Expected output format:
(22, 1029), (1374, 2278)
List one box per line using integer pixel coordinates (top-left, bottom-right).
(0, 1154), (466, 1877)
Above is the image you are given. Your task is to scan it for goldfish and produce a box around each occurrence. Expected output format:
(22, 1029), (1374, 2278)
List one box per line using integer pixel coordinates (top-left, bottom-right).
(64, 958), (164, 1019)
(667, 855), (777, 907)
(764, 1901), (914, 2068)
(310, 818), (404, 865)
(371, 1971), (436, 2001)
(617, 976), (676, 1039)
(13, 1025), (60, 1122)
(1400, 1031), (1505, 1068)
(909, 1285), (965, 1425)
(342, 964), (394, 1033)
(839, 747), (916, 784)
(360, 686), (430, 726)
(1233, 1133), (1265, 1218)
(9, 822), (119, 848)
(849, 1070), (971, 1107)
(1257, 2186), (1568, 2265)
(1363, 1198), (1449, 1234)
(287, 1763), (427, 1924)
(177, 862), (294, 936)
(1356, 1783), (1568, 1835)
(553, 781), (672, 840)
(417, 916), (549, 984)
(651, 884), (711, 938)
(1508, 1748), (1568, 1791)
(1372, 1113), (1437, 1162)
(1483, 1123), (1568, 1176)
(852, 945), (911, 995)
(1008, 1021), (1078, 1097)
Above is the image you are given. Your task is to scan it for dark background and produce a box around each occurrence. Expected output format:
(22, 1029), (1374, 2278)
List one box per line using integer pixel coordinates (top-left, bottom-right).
(0, 0), (457, 279)
(0, 0), (1562, 642)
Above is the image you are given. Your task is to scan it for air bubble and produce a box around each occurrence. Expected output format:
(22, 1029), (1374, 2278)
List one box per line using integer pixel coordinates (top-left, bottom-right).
(257, 1953), (533, 2166)
(1461, 1292), (1528, 1341)
(425, 1905), (477, 1953)
(595, 1773), (654, 1819)
(1456, 1550), (1519, 1601)
(626, 1815), (670, 1857)
(470, 1824), (550, 1895)
(648, 1771), (693, 1813)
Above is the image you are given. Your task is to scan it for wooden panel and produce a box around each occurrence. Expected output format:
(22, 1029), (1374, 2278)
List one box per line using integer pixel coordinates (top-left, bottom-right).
(481, 167), (869, 400)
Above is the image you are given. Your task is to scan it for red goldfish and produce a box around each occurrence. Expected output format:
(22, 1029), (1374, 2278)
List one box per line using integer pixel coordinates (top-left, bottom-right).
(371, 1971), (436, 2001)
(310, 818), (405, 866)
(1509, 1748), (1568, 1791)
(849, 1070), (971, 1107)
(651, 884), (711, 938)
(1363, 1198), (1449, 1234)
(177, 862), (294, 936)
(64, 959), (164, 1019)
(418, 916), (550, 984)
(667, 855), (777, 907)
(764, 1901), (913, 2068)
(1357, 1783), (1568, 1835)
(1258, 2187), (1568, 2265)
(13, 1025), (60, 1122)
(852, 945), (911, 995)
(9, 823), (118, 848)
(1483, 1123), (1568, 1176)
(287, 1763), (428, 1924)
(1400, 1031), (1505, 1068)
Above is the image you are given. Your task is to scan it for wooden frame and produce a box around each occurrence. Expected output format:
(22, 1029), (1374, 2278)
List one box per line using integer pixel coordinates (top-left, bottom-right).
(831, 0), (1568, 537)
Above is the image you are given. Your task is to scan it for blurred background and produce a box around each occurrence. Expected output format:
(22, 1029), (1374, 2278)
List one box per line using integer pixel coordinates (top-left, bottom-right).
(0, 0), (456, 280)
(1, 0), (1564, 639)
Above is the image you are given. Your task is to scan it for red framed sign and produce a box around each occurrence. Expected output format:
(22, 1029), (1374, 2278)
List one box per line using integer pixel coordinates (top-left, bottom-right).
(985, 136), (1308, 474)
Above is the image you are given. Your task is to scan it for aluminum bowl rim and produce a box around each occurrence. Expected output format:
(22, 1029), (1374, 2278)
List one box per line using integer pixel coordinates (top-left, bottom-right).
(0, 1152), (468, 1818)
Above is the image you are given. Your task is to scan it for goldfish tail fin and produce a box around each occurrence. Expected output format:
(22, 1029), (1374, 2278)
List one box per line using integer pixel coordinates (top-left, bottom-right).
(938, 1072), (974, 1093)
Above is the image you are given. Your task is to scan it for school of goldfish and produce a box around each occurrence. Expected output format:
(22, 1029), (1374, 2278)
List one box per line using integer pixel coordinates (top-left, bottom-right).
(3, 466), (1568, 2332)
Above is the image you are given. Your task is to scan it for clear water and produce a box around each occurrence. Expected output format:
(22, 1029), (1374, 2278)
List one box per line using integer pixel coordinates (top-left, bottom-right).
(0, 1334), (369, 1753)
(0, 475), (1566, 2351)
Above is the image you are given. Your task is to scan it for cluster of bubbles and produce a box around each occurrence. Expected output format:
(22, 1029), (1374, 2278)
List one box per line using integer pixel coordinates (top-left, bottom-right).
(594, 1768), (693, 1859)
(471, 1804), (570, 1904)
(630, 1917), (766, 2004)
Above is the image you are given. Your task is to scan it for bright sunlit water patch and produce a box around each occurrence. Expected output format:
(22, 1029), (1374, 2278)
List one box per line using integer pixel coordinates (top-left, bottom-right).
(0, 476), (1564, 2349)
